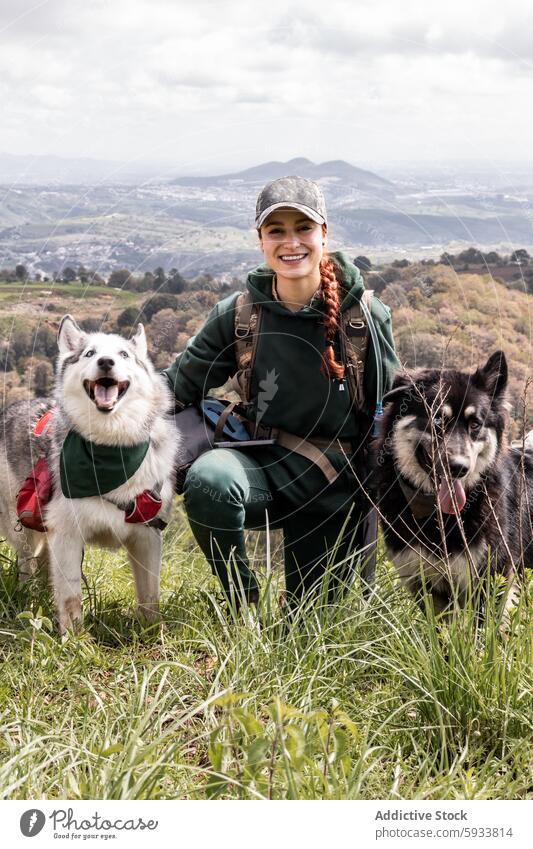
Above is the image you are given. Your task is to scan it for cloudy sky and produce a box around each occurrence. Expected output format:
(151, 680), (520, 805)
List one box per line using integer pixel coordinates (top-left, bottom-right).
(1, 0), (532, 174)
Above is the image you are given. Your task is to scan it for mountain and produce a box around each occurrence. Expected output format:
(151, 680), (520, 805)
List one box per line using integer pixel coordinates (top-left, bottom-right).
(171, 157), (394, 191)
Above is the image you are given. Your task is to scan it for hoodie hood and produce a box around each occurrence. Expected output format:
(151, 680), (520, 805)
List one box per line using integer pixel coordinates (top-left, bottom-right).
(246, 250), (365, 317)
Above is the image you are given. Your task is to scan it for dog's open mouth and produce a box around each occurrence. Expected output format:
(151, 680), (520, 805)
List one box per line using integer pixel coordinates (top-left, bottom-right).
(417, 445), (468, 515)
(437, 477), (467, 515)
(84, 378), (130, 412)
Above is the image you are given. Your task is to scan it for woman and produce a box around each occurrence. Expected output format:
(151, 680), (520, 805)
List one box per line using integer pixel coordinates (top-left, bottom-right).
(163, 176), (398, 609)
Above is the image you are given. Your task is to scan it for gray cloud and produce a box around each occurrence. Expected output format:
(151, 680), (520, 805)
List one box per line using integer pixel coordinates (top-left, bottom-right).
(1, 0), (532, 167)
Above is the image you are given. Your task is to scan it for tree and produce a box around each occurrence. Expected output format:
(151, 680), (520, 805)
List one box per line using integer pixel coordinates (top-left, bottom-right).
(353, 255), (372, 272)
(163, 268), (186, 294)
(24, 359), (53, 396)
(10, 326), (32, 361)
(62, 266), (77, 283)
(87, 270), (105, 285)
(117, 306), (143, 329)
(142, 293), (178, 322)
(15, 264), (28, 281)
(511, 249), (530, 265)
(381, 267), (401, 284)
(457, 247), (484, 265)
(152, 267), (166, 291)
(33, 325), (58, 358)
(142, 271), (155, 290)
(108, 268), (133, 288)
(80, 317), (104, 333)
(0, 267), (16, 282)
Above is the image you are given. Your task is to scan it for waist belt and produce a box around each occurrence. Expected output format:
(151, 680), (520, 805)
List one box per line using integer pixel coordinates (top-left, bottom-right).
(212, 402), (354, 484)
(247, 417), (353, 484)
(272, 430), (353, 484)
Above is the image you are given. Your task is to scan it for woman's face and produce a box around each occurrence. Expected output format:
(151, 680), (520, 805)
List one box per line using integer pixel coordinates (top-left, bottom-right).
(258, 208), (326, 279)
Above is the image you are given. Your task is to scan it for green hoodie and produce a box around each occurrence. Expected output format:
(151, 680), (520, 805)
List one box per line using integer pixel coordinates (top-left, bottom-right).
(163, 251), (398, 442)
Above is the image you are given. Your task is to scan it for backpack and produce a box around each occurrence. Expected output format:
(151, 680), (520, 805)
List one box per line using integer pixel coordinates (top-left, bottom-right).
(16, 456), (53, 533)
(230, 288), (374, 412)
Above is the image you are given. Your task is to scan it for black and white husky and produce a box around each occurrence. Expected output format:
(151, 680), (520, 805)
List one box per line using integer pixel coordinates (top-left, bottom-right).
(374, 351), (532, 615)
(0, 316), (176, 633)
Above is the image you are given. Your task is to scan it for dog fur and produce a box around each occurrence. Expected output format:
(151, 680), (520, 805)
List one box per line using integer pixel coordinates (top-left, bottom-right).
(373, 351), (532, 615)
(0, 316), (176, 633)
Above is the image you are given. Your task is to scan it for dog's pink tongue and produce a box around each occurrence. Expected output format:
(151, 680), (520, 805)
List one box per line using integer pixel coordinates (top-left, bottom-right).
(94, 383), (118, 409)
(438, 478), (467, 514)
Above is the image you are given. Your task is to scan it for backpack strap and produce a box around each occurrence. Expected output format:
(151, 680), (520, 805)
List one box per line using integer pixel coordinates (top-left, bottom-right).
(229, 291), (262, 404)
(340, 289), (373, 413)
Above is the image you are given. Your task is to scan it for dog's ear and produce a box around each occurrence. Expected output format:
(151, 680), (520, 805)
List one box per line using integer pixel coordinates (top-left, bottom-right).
(58, 315), (87, 354)
(473, 350), (508, 399)
(131, 323), (147, 359)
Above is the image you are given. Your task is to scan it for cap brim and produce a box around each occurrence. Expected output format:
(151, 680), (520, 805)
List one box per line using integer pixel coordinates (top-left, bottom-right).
(255, 202), (326, 230)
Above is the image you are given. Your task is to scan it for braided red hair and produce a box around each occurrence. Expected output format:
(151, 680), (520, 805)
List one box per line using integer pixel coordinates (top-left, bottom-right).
(319, 254), (345, 380)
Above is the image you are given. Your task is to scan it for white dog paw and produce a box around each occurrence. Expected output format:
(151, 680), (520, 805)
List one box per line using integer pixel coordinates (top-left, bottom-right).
(57, 595), (83, 635)
(137, 603), (161, 624)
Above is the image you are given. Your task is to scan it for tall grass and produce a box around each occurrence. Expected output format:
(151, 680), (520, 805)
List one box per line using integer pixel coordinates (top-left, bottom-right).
(0, 508), (531, 800)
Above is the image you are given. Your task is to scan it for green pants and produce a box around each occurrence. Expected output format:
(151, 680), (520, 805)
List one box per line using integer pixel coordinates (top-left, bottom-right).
(183, 447), (367, 607)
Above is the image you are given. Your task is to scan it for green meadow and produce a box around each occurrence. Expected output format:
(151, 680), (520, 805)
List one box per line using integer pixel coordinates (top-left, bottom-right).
(0, 506), (531, 800)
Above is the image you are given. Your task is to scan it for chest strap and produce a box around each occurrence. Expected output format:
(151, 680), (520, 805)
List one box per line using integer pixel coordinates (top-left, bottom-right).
(230, 292), (262, 403)
(339, 289), (373, 413)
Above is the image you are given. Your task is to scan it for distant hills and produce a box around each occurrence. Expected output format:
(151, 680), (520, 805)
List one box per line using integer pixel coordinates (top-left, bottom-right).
(1, 154), (533, 278)
(171, 157), (394, 192)
(0, 153), (394, 192)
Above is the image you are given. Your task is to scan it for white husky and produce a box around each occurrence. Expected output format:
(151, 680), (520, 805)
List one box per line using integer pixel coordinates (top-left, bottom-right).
(0, 315), (177, 633)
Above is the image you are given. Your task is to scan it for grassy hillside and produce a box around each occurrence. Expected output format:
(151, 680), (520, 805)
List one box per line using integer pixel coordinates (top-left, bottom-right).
(1, 261), (532, 426)
(377, 263), (533, 430)
(0, 512), (531, 800)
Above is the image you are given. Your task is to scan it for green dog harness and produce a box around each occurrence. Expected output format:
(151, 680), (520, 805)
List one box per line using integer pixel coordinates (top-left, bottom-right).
(60, 430), (150, 498)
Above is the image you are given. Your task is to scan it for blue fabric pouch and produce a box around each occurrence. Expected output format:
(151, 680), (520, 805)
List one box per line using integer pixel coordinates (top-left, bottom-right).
(200, 398), (251, 442)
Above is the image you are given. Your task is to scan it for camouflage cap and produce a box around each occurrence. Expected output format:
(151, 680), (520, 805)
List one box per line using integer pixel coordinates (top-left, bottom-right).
(255, 175), (327, 229)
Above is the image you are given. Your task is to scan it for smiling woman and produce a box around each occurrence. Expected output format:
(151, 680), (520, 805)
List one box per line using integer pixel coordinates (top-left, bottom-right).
(163, 175), (399, 611)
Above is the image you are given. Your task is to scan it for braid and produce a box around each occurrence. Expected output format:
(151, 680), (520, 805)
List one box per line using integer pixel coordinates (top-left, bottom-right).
(319, 254), (345, 380)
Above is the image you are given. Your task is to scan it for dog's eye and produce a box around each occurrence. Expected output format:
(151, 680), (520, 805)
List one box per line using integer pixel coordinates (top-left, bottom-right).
(469, 419), (482, 434)
(85, 349), (95, 358)
(119, 350), (129, 359)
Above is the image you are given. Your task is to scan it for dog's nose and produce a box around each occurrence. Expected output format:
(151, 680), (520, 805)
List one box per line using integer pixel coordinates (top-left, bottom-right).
(97, 357), (115, 372)
(448, 460), (470, 478)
